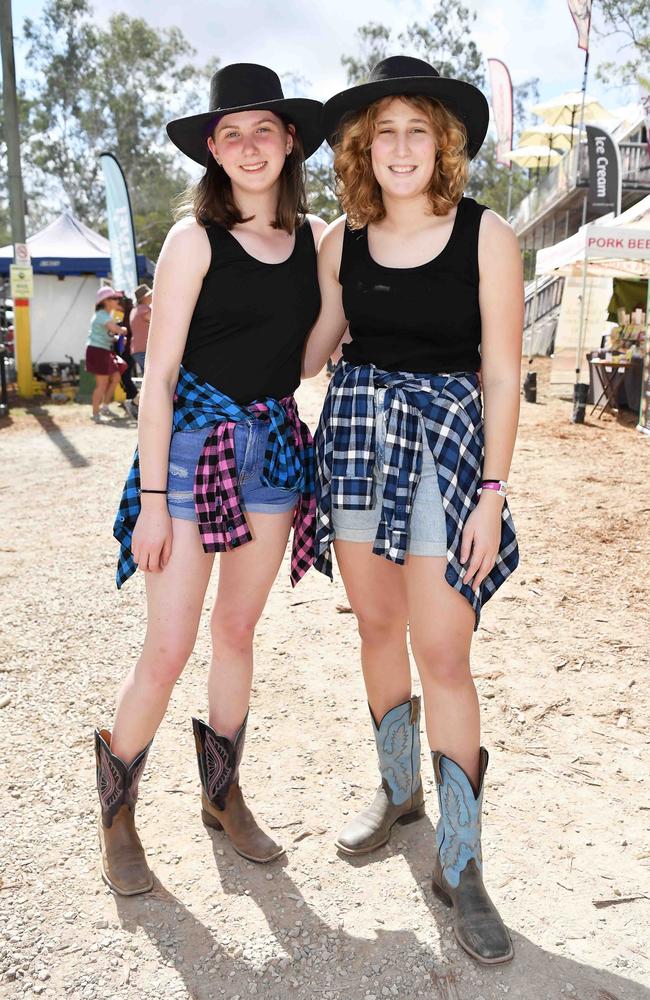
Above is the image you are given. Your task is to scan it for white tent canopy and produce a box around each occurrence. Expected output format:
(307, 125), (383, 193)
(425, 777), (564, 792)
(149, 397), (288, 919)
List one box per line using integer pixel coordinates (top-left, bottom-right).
(535, 195), (650, 278)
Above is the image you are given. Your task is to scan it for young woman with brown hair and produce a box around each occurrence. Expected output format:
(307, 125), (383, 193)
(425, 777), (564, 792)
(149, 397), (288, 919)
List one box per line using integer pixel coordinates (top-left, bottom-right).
(95, 64), (325, 896)
(303, 57), (523, 965)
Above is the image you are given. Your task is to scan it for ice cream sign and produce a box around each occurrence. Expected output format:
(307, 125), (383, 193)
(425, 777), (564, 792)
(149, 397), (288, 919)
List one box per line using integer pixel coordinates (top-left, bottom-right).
(585, 227), (650, 259)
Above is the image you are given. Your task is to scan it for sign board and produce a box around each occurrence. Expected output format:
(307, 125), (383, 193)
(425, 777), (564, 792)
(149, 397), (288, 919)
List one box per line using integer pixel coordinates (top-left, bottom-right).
(10, 264), (34, 298)
(585, 227), (650, 259)
(14, 243), (30, 265)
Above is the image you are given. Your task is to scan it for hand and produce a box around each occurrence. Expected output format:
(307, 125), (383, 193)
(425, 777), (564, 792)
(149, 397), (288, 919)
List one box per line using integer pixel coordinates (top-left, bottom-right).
(460, 493), (504, 595)
(131, 500), (173, 573)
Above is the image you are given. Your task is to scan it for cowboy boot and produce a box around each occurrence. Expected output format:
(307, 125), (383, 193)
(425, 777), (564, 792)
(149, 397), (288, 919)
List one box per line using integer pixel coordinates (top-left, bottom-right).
(336, 695), (425, 855)
(192, 713), (284, 863)
(94, 729), (154, 896)
(431, 748), (513, 965)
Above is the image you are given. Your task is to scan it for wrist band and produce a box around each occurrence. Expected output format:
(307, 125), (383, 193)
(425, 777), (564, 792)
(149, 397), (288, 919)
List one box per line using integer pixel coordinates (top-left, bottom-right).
(139, 488), (168, 495)
(478, 480), (507, 497)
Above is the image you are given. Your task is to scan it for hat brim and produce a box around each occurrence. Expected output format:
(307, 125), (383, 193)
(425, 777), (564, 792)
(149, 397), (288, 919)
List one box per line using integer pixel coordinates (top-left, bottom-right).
(166, 98), (324, 166)
(322, 77), (489, 160)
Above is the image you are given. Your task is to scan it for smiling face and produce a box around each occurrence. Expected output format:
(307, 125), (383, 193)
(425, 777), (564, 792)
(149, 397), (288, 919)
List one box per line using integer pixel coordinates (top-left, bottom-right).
(207, 110), (294, 194)
(369, 97), (437, 202)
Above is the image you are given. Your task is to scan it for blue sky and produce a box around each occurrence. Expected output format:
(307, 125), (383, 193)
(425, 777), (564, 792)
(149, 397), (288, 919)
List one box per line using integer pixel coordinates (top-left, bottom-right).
(14, 0), (640, 113)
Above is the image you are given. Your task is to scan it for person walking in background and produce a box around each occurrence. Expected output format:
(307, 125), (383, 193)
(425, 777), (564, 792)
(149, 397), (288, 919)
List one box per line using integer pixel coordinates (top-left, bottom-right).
(130, 284), (152, 374)
(303, 57), (522, 965)
(85, 287), (128, 423)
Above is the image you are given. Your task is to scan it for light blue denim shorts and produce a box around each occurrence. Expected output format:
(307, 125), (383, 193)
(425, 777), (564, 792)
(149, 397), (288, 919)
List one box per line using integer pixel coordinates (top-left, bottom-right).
(167, 421), (299, 521)
(332, 388), (448, 556)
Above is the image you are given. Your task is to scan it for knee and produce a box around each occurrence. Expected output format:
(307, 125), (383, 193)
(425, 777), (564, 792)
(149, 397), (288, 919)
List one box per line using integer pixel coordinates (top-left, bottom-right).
(138, 634), (195, 688)
(211, 608), (257, 651)
(355, 605), (406, 647)
(411, 639), (470, 688)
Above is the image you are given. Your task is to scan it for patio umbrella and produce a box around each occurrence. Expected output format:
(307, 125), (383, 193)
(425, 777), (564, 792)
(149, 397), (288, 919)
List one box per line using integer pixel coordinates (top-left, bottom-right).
(518, 124), (577, 151)
(529, 91), (617, 130)
(505, 145), (563, 186)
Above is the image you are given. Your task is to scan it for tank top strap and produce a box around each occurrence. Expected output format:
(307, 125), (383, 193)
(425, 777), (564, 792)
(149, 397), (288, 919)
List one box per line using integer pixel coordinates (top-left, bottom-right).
(295, 216), (317, 261)
(203, 223), (244, 271)
(443, 196), (489, 285)
(339, 219), (368, 285)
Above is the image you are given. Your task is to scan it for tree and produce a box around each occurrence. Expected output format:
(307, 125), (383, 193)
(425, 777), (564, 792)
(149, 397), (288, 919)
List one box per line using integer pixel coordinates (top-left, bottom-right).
(21, 0), (209, 258)
(594, 0), (650, 89)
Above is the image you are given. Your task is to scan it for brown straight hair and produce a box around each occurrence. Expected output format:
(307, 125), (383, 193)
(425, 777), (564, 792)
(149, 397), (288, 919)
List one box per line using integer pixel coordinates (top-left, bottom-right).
(174, 118), (308, 233)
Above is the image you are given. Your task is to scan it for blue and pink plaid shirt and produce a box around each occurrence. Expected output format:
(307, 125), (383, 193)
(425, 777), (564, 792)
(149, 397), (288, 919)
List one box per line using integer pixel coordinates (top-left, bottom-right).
(313, 361), (519, 629)
(113, 366), (316, 588)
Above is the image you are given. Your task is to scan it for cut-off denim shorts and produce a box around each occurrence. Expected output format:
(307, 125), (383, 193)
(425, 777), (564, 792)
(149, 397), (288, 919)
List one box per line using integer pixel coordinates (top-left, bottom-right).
(167, 421), (299, 521)
(332, 388), (448, 556)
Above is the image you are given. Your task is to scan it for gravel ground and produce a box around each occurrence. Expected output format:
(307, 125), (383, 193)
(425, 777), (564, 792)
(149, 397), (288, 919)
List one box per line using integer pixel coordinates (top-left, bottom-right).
(1, 359), (649, 1000)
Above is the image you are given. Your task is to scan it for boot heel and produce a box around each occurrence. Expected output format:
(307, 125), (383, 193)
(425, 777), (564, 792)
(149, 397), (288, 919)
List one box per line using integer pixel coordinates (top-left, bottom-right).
(201, 809), (223, 831)
(397, 803), (425, 826)
(432, 878), (453, 908)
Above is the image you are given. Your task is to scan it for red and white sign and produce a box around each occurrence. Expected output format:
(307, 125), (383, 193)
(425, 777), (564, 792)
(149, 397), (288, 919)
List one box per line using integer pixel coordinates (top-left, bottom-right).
(567, 0), (592, 52)
(487, 58), (513, 167)
(14, 243), (30, 265)
(585, 226), (650, 258)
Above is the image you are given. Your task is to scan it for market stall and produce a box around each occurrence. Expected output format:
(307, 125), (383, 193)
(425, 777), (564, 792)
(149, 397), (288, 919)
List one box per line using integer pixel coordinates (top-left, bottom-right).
(535, 194), (650, 432)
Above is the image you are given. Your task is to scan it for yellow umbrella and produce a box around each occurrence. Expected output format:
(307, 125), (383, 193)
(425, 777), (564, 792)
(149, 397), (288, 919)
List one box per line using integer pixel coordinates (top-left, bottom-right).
(505, 145), (563, 168)
(529, 91), (618, 127)
(519, 125), (577, 151)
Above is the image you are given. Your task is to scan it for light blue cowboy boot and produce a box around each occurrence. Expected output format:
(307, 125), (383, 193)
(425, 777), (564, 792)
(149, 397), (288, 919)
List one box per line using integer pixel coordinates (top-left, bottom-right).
(431, 748), (513, 964)
(336, 696), (425, 854)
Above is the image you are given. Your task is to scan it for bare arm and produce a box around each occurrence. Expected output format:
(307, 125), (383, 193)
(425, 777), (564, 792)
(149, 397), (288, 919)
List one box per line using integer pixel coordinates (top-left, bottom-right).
(106, 320), (126, 335)
(131, 217), (211, 572)
(302, 216), (349, 378)
(461, 210), (524, 592)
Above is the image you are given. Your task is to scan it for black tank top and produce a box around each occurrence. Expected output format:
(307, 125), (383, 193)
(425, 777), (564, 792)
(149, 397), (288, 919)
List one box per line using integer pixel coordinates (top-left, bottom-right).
(340, 196), (488, 374)
(182, 219), (320, 403)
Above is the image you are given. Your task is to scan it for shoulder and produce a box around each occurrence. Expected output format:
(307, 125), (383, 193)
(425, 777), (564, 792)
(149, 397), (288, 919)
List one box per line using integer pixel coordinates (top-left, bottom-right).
(95, 309), (110, 322)
(478, 208), (520, 254)
(317, 215), (347, 274)
(305, 213), (328, 247)
(158, 216), (212, 272)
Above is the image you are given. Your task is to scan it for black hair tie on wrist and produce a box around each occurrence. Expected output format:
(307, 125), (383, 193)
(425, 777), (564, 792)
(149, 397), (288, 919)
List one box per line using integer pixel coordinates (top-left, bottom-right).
(139, 488), (168, 495)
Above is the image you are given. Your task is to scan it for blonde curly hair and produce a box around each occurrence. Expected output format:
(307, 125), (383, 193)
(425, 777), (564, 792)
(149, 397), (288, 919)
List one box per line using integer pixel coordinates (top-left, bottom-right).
(333, 94), (469, 229)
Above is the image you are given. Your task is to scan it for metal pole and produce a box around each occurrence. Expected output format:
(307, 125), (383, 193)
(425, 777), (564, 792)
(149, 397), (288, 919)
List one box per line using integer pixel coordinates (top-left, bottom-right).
(1, 0), (32, 399)
(574, 49), (590, 189)
(506, 165), (513, 219)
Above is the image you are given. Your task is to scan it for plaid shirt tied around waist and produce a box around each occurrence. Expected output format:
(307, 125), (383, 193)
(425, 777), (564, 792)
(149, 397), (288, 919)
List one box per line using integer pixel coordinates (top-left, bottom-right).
(313, 362), (519, 628)
(114, 366), (316, 589)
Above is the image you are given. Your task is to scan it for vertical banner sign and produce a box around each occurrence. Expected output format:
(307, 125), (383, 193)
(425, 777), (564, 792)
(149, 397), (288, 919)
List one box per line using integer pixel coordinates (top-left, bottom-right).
(487, 59), (513, 167)
(586, 125), (621, 217)
(99, 152), (138, 296)
(641, 92), (650, 158)
(567, 0), (592, 50)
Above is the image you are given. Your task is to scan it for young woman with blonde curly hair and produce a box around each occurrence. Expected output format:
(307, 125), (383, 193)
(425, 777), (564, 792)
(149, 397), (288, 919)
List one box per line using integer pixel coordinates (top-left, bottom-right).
(303, 57), (523, 965)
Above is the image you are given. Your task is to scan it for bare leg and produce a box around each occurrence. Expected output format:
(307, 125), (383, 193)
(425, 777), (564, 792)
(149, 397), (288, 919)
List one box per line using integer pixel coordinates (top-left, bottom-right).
(208, 508), (294, 738)
(92, 375), (108, 417)
(111, 518), (215, 763)
(404, 555), (479, 787)
(103, 372), (121, 405)
(333, 541), (410, 720)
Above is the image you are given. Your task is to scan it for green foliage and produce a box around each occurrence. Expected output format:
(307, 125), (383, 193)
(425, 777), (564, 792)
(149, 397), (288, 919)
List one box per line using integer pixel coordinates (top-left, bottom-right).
(20, 0), (211, 259)
(594, 0), (650, 89)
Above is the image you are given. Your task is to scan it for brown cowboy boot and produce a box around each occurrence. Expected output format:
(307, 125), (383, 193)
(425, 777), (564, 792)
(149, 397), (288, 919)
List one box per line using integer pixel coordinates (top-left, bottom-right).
(94, 729), (154, 896)
(192, 713), (284, 863)
(431, 748), (513, 965)
(336, 696), (425, 855)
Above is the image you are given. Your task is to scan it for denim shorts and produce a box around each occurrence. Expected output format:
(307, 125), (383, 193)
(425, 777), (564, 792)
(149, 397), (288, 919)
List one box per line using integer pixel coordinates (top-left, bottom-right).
(167, 421), (299, 521)
(331, 388), (448, 556)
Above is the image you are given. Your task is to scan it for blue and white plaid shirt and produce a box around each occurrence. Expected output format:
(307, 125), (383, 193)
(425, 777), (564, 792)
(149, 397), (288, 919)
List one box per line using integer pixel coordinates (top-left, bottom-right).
(313, 361), (519, 628)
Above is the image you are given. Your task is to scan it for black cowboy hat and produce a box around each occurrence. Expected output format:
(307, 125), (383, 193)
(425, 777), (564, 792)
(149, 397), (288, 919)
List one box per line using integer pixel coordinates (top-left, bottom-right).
(322, 56), (489, 160)
(166, 63), (324, 166)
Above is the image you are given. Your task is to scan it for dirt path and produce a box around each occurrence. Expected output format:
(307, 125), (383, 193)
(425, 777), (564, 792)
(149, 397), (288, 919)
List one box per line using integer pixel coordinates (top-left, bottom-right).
(1, 360), (649, 1000)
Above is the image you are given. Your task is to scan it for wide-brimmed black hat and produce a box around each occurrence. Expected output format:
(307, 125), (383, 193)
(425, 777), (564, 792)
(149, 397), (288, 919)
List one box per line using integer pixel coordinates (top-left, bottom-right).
(167, 63), (324, 166)
(322, 56), (489, 160)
